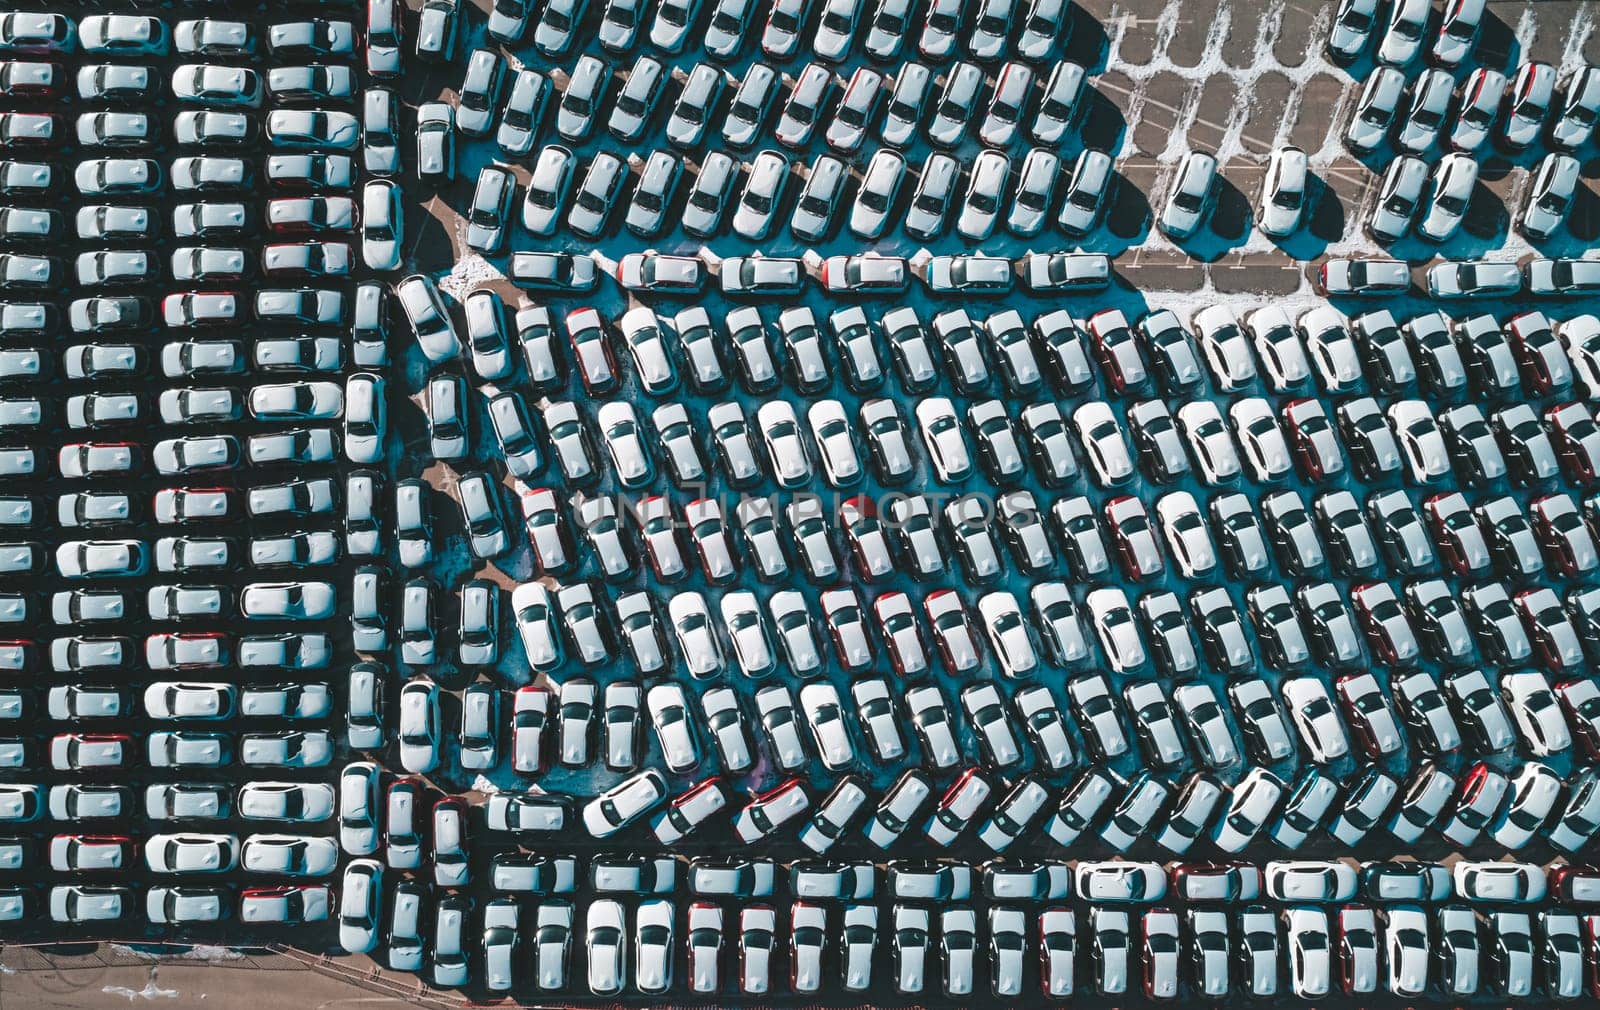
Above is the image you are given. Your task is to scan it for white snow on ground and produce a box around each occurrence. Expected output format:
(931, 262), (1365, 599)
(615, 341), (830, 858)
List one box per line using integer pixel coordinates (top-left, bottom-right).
(108, 945), (242, 963)
(103, 981), (179, 1001)
(1560, 5), (1597, 75)
(438, 248), (506, 300)
(1105, 0), (1351, 165)
(174, 947), (244, 963)
(1101, 1), (1600, 266)
(1514, 6), (1540, 57)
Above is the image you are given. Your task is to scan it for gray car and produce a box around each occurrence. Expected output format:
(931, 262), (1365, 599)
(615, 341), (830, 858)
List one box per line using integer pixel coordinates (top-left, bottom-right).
(626, 150), (680, 238)
(683, 151), (736, 238)
(414, 102), (454, 182)
(928, 61), (982, 148)
(498, 69), (550, 155)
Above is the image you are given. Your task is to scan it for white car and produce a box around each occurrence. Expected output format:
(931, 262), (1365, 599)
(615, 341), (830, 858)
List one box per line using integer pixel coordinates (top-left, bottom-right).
(798, 681), (854, 770)
(239, 730), (332, 768)
(339, 860), (382, 954)
(1258, 145), (1308, 237)
(646, 683), (698, 773)
(241, 833), (339, 876)
(582, 769), (667, 838)
(239, 782), (335, 822)
(344, 372), (384, 463)
(146, 833), (238, 873)
(512, 583), (562, 673)
(397, 679), (440, 773)
(733, 780), (810, 844)
(1160, 151), (1218, 240)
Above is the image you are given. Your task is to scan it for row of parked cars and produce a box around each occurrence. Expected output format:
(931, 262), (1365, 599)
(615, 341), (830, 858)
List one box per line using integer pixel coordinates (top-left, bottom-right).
(1326, 0), (1486, 69)
(388, 748), (1600, 857)
(353, 576), (1600, 781)
(1343, 59), (1600, 162)
(463, 146), (1122, 251)
(402, 384), (1600, 514)
(440, 46), (1090, 160)
(363, 469), (1600, 674)
(403, 275), (1600, 407)
(1359, 149), (1586, 246)
(468, 470), (1600, 659)
(481, 561), (1600, 730)
(449, 0), (1079, 66)
(328, 851), (1600, 997)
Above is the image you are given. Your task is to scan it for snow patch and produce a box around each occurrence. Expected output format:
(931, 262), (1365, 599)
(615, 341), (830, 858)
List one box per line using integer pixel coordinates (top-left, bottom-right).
(103, 981), (179, 1001)
(437, 249), (505, 300)
(174, 946), (244, 963)
(1559, 6), (1597, 76)
(1514, 6), (1540, 57)
(1103, 0), (1354, 168)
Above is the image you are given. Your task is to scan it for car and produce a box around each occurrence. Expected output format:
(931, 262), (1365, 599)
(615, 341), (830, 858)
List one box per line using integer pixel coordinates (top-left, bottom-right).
(1160, 151), (1217, 240)
(1415, 153), (1476, 243)
(414, 102), (454, 181)
(583, 769), (668, 838)
(1368, 155), (1425, 243)
(1501, 61), (1556, 151)
(395, 274), (457, 365)
(359, 181), (402, 273)
(1518, 151), (1578, 240)
(928, 61), (982, 149)
(465, 164), (515, 253)
(1258, 145), (1308, 237)
(733, 779), (809, 844)
(1487, 761), (1562, 849)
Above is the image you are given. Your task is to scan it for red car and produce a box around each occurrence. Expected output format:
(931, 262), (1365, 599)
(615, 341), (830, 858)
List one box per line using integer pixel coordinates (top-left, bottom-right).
(1283, 397), (1346, 481)
(1548, 864), (1600, 903)
(239, 885), (331, 924)
(1509, 310), (1573, 394)
(564, 306), (618, 395)
(1086, 309), (1149, 394)
(925, 767), (992, 846)
(1423, 491), (1491, 575)
(1531, 493), (1599, 575)
(1516, 587), (1585, 671)
(1335, 905), (1380, 994)
(1169, 861), (1261, 902)
(873, 591), (928, 678)
(1546, 402), (1600, 485)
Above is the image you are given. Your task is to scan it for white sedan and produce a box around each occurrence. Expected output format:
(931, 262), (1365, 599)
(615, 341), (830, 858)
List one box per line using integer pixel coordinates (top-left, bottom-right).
(582, 769), (668, 838)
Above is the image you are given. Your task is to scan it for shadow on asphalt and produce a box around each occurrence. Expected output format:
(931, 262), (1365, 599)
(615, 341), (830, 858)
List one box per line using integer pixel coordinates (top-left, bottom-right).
(1078, 87), (1127, 154)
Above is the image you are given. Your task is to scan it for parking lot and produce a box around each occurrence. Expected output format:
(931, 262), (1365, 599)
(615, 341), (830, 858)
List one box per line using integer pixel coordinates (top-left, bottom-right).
(12, 0), (1600, 1005)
